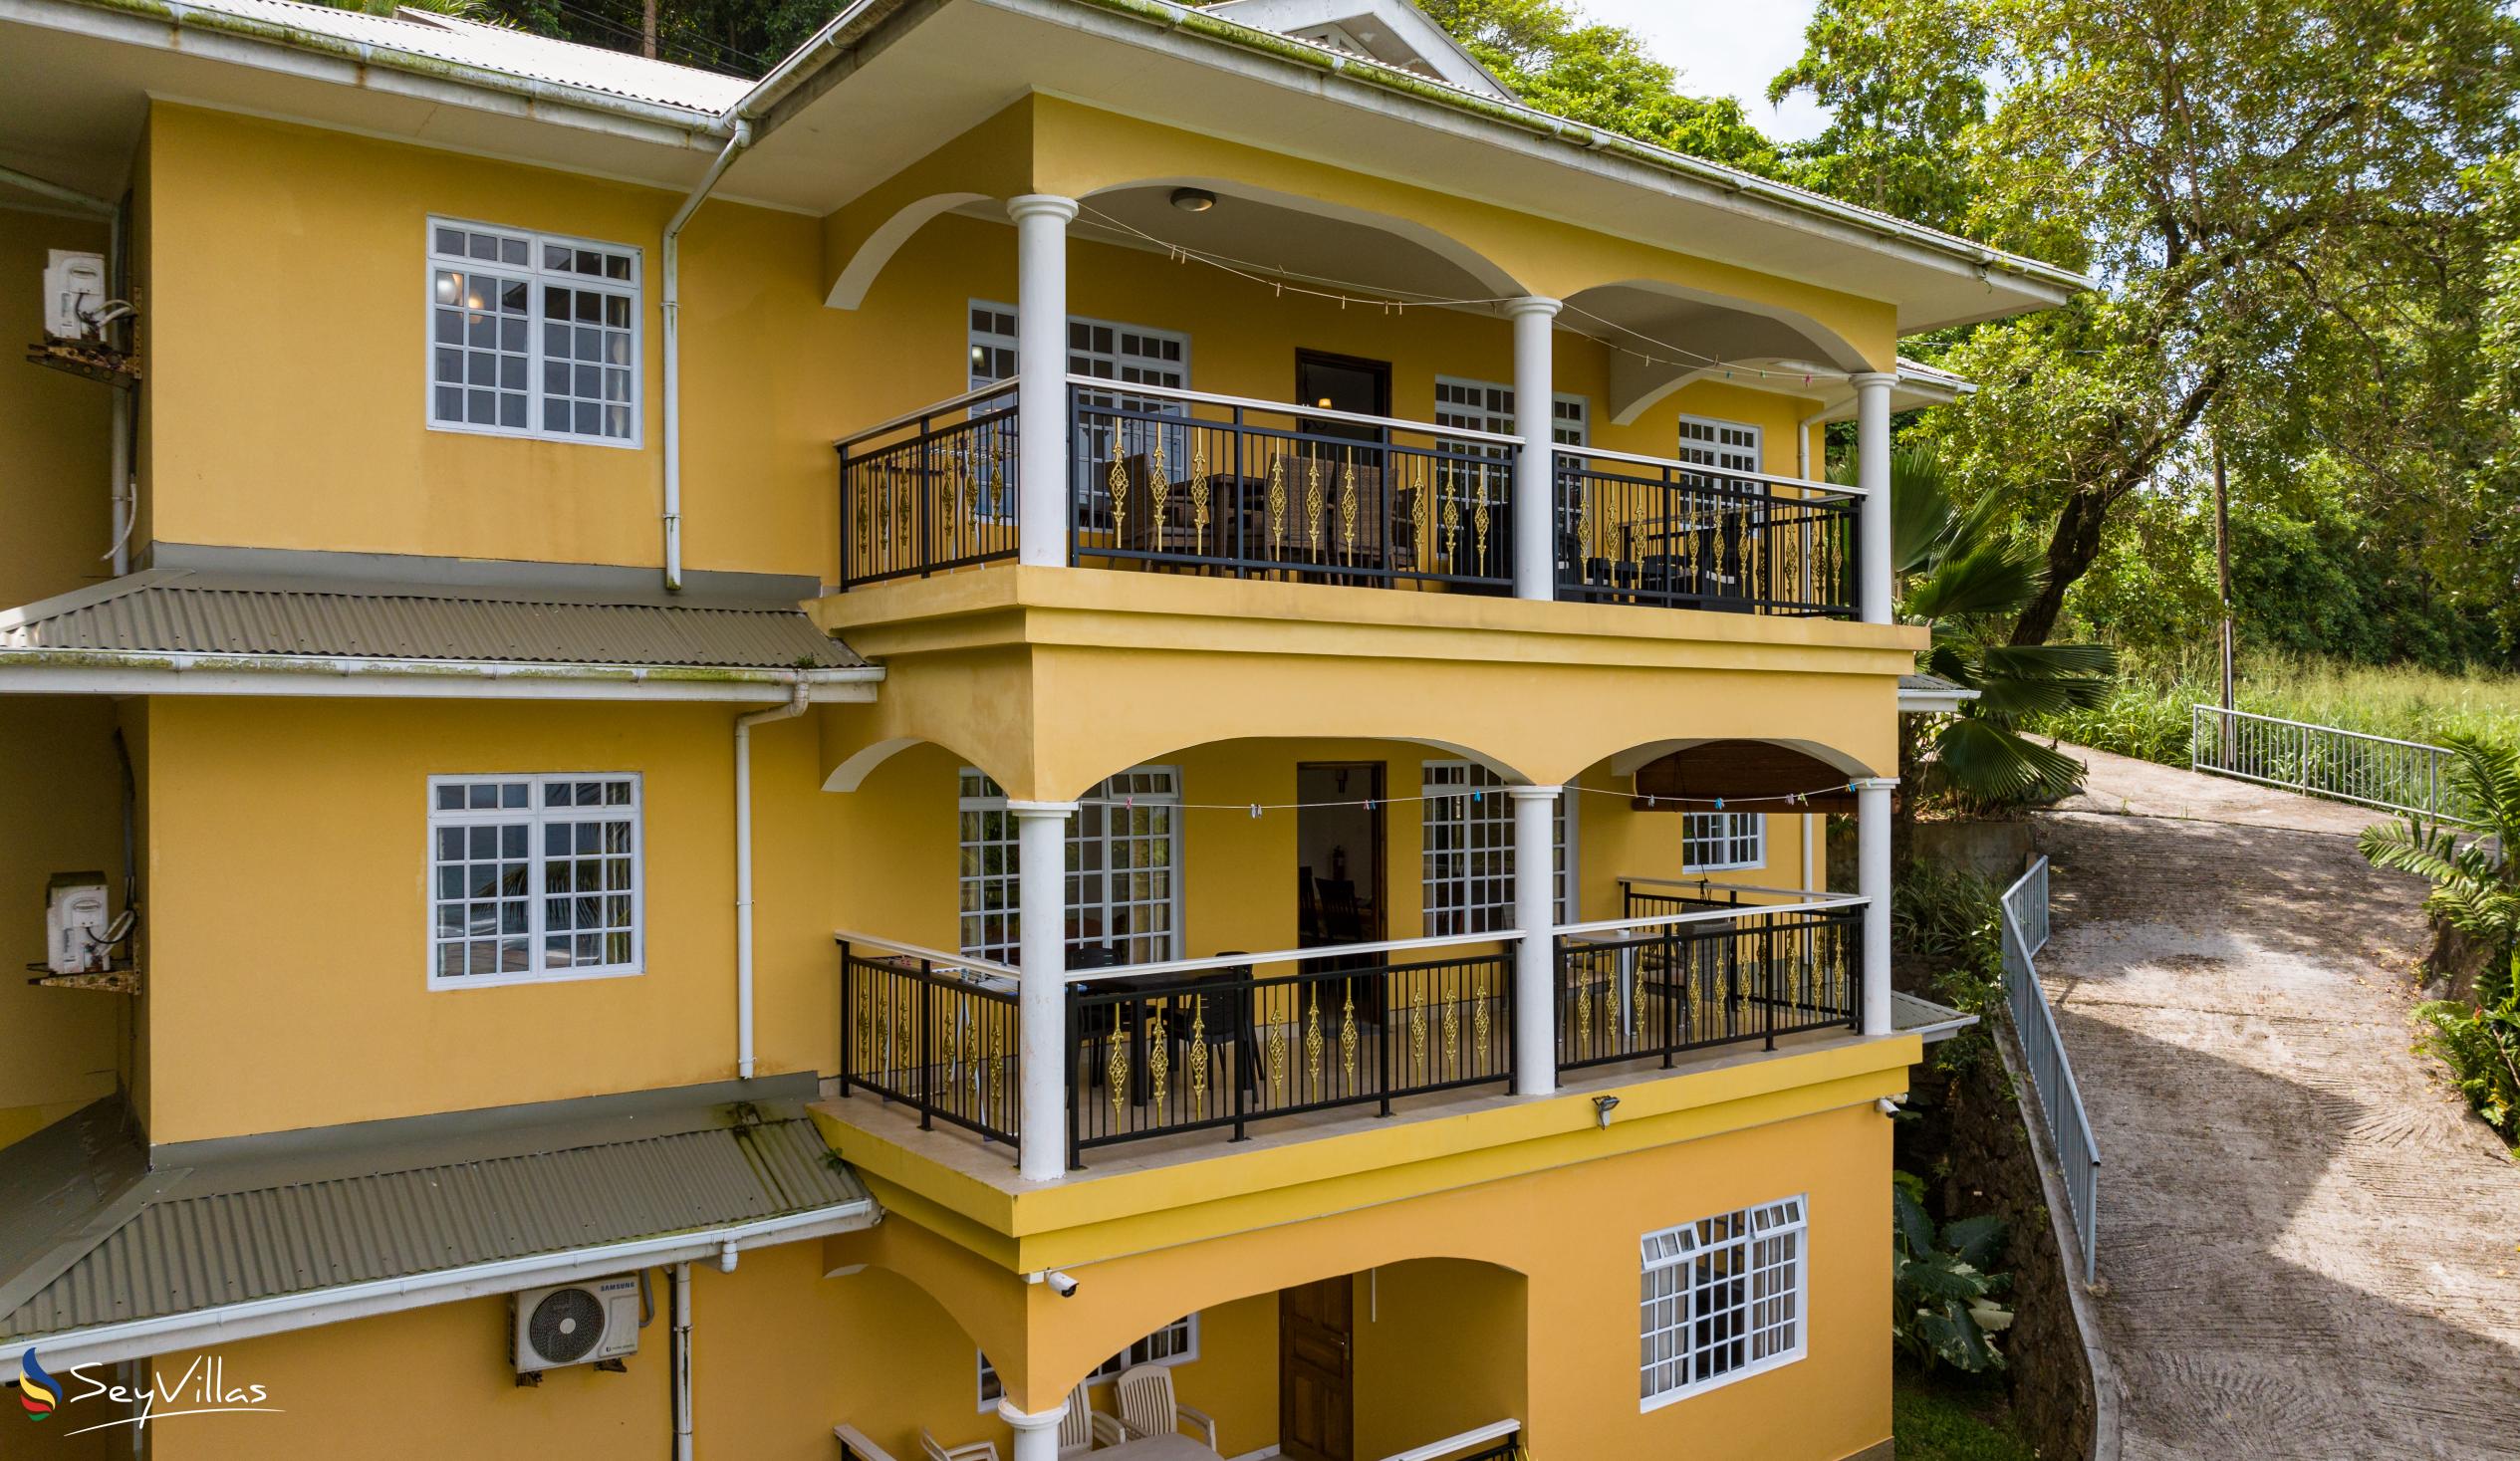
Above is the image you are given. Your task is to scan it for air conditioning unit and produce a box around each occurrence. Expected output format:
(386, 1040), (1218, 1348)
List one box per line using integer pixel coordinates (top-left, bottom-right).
(43, 250), (107, 342)
(512, 1277), (640, 1373)
(46, 872), (111, 974)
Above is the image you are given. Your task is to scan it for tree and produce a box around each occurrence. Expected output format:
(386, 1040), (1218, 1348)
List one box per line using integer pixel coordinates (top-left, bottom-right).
(1767, 0), (1987, 233)
(1780, 0), (2520, 650)
(1412, 0), (1782, 175)
(1868, 446), (2116, 809)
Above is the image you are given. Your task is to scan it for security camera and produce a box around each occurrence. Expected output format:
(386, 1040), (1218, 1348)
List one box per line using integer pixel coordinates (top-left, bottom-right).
(1593, 1095), (1621, 1129)
(1047, 1271), (1080, 1299)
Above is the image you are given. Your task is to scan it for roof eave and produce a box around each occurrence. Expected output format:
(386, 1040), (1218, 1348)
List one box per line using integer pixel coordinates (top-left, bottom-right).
(0, 652), (882, 702)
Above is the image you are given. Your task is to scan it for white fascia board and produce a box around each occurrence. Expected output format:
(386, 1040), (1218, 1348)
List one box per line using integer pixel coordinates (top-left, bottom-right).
(0, 1199), (878, 1380)
(0, 653), (881, 702)
(6, 0), (729, 151)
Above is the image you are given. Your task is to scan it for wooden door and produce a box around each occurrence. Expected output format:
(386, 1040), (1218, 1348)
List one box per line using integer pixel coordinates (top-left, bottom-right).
(1280, 1277), (1355, 1461)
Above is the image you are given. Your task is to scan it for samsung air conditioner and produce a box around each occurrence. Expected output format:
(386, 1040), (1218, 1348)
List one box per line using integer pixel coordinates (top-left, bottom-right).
(512, 1277), (640, 1373)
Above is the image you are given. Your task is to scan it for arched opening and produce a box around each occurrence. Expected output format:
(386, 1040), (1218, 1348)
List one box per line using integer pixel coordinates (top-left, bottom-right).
(1561, 280), (1872, 426)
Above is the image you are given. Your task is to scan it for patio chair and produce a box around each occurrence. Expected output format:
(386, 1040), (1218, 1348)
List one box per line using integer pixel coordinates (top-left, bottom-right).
(1058, 1381), (1128, 1457)
(1112, 1365), (1217, 1451)
(919, 1430), (999, 1461)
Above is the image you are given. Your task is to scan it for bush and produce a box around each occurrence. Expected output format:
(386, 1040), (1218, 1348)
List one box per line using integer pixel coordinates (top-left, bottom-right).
(1892, 1171), (2014, 1373)
(2411, 1000), (2520, 1154)
(1893, 864), (2007, 1073)
(2038, 678), (2196, 765)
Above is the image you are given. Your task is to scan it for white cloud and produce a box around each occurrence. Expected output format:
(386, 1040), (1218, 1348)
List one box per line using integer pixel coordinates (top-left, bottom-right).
(1570, 0), (1833, 143)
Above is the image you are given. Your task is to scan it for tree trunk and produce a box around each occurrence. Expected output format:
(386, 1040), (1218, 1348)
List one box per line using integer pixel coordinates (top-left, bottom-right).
(641, 0), (658, 59)
(2008, 486), (2115, 646)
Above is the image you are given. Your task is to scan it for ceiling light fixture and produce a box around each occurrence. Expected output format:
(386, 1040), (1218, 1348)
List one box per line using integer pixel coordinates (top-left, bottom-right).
(1169, 187), (1217, 214)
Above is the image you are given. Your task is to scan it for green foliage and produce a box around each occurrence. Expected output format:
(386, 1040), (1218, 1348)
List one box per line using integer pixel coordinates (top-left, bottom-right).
(2359, 735), (2520, 1146)
(1412, 0), (1782, 174)
(1768, 0), (1989, 232)
(1869, 448), (2116, 807)
(2412, 1000), (2520, 1151)
(1891, 1369), (2041, 1461)
(1892, 863), (2005, 1074)
(1891, 1172), (2014, 1373)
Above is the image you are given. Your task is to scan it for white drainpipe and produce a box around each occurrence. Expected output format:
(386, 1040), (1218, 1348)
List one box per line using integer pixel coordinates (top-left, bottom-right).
(670, 1262), (694, 1461)
(732, 675), (809, 1079)
(661, 122), (752, 593)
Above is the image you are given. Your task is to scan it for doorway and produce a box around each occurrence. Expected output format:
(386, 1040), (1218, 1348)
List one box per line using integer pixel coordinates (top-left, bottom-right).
(1279, 1276), (1356, 1461)
(1296, 351), (1390, 443)
(1297, 762), (1385, 947)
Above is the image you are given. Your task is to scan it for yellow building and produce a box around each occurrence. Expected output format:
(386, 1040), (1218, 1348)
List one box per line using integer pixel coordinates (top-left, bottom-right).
(0, 3), (2072, 1459)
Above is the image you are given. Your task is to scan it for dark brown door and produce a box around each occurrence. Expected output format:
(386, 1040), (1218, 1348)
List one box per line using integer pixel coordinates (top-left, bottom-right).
(1280, 1277), (1355, 1461)
(1295, 351), (1390, 441)
(1296, 763), (1386, 947)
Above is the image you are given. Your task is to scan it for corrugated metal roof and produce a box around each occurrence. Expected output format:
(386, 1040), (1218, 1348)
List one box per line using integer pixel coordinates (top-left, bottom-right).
(0, 570), (865, 670)
(2, 1105), (869, 1339)
(1892, 989), (1980, 1044)
(1900, 673), (1972, 694)
(157, 0), (749, 114)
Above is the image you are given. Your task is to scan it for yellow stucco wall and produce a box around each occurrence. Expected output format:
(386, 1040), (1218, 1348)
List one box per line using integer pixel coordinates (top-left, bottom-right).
(138, 104), (840, 580)
(0, 206), (127, 1142)
(131, 97), (1863, 586)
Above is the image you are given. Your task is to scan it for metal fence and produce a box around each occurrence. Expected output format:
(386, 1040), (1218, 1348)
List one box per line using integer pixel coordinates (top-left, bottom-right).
(2190, 704), (2473, 825)
(2000, 857), (2099, 1285)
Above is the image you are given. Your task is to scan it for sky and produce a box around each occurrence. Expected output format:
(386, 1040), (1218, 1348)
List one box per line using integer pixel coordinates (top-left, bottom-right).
(1569, 0), (1834, 143)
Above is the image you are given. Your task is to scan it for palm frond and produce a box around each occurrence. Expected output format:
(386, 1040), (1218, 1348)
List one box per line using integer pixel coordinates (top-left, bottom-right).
(1904, 541), (2045, 623)
(1930, 717), (2087, 803)
(1980, 642), (2119, 680)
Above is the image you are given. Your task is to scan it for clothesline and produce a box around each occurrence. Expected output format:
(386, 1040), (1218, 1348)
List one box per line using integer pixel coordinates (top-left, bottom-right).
(1071, 779), (1862, 817)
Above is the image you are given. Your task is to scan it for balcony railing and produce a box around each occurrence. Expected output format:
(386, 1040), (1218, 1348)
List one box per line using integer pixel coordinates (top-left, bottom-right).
(1553, 896), (1863, 1073)
(837, 383), (1021, 589)
(1554, 446), (1859, 616)
(834, 384), (1865, 618)
(837, 940), (1022, 1145)
(1071, 379), (1517, 591)
(1064, 943), (1514, 1165)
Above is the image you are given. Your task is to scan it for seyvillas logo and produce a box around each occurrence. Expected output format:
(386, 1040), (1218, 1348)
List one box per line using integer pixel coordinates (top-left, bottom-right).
(13, 1352), (279, 1437)
(16, 1349), (58, 1419)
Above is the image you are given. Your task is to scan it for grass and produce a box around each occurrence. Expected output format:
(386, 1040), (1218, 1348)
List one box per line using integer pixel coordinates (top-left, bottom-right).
(2035, 650), (2520, 767)
(1893, 1365), (2040, 1461)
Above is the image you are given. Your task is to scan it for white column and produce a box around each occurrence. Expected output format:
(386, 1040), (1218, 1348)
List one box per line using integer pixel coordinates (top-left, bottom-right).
(1507, 297), (1563, 602)
(1009, 195), (1079, 569)
(1851, 371), (1896, 624)
(1509, 785), (1563, 1095)
(1012, 800), (1076, 1182)
(998, 1397), (1069, 1461)
(1856, 778), (1895, 1035)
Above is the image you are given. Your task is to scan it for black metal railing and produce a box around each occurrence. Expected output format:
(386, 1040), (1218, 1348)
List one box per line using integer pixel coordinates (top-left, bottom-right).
(1555, 902), (1862, 1073)
(1553, 449), (1858, 616)
(837, 944), (1020, 1144)
(1070, 382), (1517, 592)
(1066, 949), (1514, 1166)
(837, 383), (1021, 588)
(1619, 878), (1782, 922)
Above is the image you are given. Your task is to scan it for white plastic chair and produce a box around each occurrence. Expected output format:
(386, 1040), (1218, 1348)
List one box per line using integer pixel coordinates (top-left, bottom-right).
(920, 1429), (1000, 1461)
(1112, 1366), (1217, 1452)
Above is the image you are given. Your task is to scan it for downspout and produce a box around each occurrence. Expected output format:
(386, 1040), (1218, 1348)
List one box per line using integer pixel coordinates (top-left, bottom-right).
(661, 121), (752, 593)
(732, 675), (810, 1079)
(669, 1262), (693, 1461)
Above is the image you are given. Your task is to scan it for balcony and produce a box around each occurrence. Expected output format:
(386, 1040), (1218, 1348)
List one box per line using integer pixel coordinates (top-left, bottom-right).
(834, 884), (1866, 1172)
(836, 379), (1862, 618)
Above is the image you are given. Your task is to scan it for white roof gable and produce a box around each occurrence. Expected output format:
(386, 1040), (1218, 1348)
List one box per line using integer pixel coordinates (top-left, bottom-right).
(1202, 0), (1514, 101)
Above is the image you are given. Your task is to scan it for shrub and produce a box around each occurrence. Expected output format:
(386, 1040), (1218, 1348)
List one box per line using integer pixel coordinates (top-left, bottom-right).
(1892, 1171), (2014, 1373)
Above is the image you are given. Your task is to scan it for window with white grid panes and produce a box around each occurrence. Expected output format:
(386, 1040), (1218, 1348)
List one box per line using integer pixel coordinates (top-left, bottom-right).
(1681, 812), (1764, 872)
(428, 775), (640, 987)
(428, 219), (638, 445)
(1639, 1196), (1807, 1407)
(977, 1316), (1195, 1409)
(958, 768), (1182, 966)
(1419, 763), (1574, 935)
(1431, 376), (1590, 446)
(1677, 415), (1760, 481)
(967, 303), (1188, 525)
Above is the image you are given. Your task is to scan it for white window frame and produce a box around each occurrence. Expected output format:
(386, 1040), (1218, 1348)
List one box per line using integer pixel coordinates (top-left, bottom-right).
(958, 767), (1185, 967)
(967, 301), (1191, 525)
(425, 773), (643, 990)
(977, 1316), (1197, 1410)
(1681, 812), (1765, 873)
(1677, 414), (1760, 475)
(426, 217), (642, 448)
(1433, 375), (1590, 446)
(1639, 1195), (1808, 1409)
(1419, 762), (1576, 935)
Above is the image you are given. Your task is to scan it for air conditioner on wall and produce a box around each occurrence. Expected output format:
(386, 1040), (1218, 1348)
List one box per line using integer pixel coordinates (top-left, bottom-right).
(512, 1277), (641, 1373)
